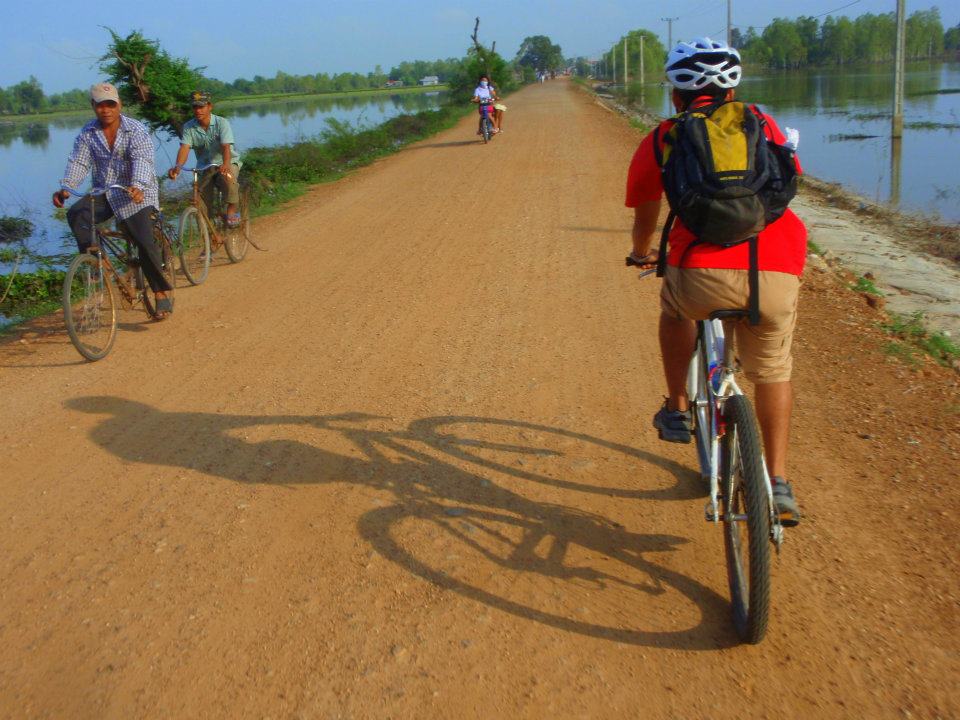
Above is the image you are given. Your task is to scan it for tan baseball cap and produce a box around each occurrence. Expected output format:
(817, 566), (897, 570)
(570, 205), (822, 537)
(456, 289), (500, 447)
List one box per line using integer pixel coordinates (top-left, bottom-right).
(90, 82), (120, 103)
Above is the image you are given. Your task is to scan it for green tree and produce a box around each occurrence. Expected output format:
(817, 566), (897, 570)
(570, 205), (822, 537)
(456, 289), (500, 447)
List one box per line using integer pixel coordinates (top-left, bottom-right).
(515, 35), (564, 71)
(99, 29), (203, 136)
(946, 23), (960, 52)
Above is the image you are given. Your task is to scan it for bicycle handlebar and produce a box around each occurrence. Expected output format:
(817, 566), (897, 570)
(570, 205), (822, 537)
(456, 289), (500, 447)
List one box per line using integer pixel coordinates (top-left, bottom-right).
(184, 163), (221, 172)
(625, 255), (657, 278)
(60, 183), (129, 196)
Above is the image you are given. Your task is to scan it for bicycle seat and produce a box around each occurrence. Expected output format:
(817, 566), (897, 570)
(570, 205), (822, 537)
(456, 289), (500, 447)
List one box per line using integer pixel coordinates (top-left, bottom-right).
(709, 309), (751, 322)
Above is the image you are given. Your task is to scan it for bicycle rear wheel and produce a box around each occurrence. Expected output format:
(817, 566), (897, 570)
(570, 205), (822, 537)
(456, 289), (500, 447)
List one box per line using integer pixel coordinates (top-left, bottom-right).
(719, 394), (771, 644)
(224, 189), (250, 263)
(142, 229), (176, 319)
(62, 253), (117, 361)
(177, 206), (210, 285)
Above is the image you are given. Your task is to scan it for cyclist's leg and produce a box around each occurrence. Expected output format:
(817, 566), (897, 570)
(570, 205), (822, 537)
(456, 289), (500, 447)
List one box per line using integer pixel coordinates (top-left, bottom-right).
(66, 195), (113, 252)
(199, 167), (218, 219)
(215, 164), (241, 219)
(121, 207), (173, 293)
(734, 271), (800, 479)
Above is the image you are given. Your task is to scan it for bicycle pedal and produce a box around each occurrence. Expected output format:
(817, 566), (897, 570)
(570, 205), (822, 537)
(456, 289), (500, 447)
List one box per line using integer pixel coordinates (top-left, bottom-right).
(704, 502), (719, 522)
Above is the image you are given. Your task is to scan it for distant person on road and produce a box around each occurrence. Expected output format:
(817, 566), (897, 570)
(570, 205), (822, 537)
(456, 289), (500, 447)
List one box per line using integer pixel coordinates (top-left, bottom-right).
(167, 91), (243, 228)
(623, 37), (806, 526)
(52, 82), (173, 316)
(472, 74), (498, 135)
(488, 80), (506, 133)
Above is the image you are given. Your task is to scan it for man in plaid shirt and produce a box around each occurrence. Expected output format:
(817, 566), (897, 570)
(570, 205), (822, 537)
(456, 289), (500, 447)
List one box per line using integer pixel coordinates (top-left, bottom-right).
(53, 82), (173, 315)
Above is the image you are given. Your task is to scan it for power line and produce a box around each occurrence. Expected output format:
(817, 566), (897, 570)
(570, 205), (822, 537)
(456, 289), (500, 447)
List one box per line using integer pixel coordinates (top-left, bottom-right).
(730, 0), (863, 32)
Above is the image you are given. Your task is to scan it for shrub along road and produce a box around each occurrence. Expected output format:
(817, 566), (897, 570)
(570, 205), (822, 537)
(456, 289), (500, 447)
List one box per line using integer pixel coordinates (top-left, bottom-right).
(0, 79), (957, 718)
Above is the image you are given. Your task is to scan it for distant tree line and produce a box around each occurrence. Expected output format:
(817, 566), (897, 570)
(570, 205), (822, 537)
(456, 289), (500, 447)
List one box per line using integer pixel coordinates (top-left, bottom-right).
(0, 57), (462, 119)
(0, 77), (89, 116)
(731, 8), (955, 68)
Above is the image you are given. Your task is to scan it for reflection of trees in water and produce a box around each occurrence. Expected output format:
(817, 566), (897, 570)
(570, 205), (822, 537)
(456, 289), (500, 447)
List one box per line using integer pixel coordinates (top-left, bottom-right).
(0, 122), (51, 148)
(740, 62), (944, 113)
(224, 91), (447, 123)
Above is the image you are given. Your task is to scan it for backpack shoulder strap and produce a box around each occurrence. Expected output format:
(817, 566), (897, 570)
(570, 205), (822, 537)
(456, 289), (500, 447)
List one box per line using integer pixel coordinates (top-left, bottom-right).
(655, 209), (675, 278)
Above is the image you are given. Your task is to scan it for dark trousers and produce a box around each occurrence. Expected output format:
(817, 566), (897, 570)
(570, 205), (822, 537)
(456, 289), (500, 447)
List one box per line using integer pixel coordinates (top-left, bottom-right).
(67, 196), (173, 293)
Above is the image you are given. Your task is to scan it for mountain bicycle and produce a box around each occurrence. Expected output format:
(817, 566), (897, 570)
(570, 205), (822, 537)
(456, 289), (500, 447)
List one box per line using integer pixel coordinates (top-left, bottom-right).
(176, 163), (253, 285)
(60, 184), (176, 361)
(627, 258), (785, 644)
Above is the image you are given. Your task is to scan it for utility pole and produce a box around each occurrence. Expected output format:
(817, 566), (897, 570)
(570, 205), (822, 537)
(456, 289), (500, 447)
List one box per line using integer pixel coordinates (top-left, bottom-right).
(727, 0), (733, 46)
(624, 36), (628, 85)
(661, 17), (679, 51)
(640, 34), (645, 83)
(892, 0), (906, 137)
(612, 43), (617, 84)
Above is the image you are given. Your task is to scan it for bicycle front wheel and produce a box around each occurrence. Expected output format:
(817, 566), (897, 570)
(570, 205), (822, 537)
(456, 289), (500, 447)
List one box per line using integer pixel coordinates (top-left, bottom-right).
(719, 394), (771, 644)
(178, 206), (210, 285)
(482, 117), (492, 143)
(224, 189), (250, 263)
(62, 253), (117, 361)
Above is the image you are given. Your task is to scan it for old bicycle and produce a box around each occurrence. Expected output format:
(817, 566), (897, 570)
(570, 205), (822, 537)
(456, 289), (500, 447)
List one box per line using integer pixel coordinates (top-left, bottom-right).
(60, 184), (176, 361)
(176, 163), (253, 285)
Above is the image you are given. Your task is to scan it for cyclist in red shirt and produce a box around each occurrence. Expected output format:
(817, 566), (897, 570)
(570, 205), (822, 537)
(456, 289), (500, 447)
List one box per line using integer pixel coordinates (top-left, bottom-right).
(625, 38), (805, 525)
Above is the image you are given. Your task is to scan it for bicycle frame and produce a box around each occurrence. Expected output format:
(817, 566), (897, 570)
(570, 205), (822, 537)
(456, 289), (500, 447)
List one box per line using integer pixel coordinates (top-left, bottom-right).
(186, 164), (225, 244)
(690, 319), (784, 548)
(64, 185), (144, 306)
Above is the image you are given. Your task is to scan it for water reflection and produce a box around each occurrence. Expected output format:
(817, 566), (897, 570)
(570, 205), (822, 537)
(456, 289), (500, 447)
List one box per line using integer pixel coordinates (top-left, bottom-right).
(0, 122), (51, 148)
(646, 60), (959, 219)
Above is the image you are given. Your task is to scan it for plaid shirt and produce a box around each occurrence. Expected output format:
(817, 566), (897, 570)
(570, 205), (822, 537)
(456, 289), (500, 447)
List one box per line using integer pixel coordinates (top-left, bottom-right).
(61, 115), (159, 220)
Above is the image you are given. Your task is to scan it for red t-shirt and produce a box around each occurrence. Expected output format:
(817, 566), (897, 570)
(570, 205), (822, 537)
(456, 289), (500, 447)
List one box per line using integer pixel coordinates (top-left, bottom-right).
(625, 103), (807, 276)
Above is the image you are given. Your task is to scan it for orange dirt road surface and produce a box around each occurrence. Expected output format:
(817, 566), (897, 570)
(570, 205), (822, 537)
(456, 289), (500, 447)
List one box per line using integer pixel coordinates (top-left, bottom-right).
(1, 79), (958, 719)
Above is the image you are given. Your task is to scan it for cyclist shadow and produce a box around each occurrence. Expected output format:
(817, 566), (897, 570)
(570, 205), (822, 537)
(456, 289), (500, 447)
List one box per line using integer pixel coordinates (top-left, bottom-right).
(66, 396), (735, 650)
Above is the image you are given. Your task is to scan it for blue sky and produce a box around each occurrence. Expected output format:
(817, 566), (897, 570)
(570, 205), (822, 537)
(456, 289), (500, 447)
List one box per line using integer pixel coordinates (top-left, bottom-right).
(2, 0), (950, 92)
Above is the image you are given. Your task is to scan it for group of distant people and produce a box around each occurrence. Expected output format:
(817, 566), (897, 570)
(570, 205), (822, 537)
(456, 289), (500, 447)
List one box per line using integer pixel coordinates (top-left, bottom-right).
(53, 85), (242, 318)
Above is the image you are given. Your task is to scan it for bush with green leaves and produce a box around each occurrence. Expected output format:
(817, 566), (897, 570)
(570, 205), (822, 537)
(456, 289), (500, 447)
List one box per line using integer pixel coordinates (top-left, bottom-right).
(99, 29), (203, 137)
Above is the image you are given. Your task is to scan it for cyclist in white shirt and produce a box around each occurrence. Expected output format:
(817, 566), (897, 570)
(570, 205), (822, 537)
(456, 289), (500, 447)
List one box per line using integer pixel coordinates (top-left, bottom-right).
(471, 75), (498, 135)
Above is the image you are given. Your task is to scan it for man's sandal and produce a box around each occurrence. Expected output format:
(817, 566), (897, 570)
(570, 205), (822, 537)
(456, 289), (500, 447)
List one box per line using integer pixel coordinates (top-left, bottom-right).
(155, 296), (173, 320)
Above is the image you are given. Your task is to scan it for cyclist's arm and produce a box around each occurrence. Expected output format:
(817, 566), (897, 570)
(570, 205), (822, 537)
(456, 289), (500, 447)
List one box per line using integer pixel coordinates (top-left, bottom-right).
(56, 132), (93, 205)
(631, 200), (660, 262)
(127, 125), (155, 197)
(218, 119), (236, 175)
(219, 144), (232, 176)
(168, 144), (191, 179)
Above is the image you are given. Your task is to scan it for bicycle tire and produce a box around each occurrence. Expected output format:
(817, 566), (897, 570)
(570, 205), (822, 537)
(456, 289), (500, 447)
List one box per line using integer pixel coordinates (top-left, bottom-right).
(481, 115), (492, 143)
(177, 206), (210, 285)
(687, 339), (712, 481)
(224, 189), (250, 263)
(142, 228), (176, 319)
(62, 252), (117, 361)
(720, 394), (771, 643)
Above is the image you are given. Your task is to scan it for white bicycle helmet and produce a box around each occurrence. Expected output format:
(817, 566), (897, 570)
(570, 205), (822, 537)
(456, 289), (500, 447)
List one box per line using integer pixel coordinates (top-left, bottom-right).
(665, 37), (742, 91)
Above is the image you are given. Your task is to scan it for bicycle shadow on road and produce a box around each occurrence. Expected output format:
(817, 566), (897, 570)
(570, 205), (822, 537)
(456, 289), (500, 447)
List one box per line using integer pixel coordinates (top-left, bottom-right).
(66, 395), (736, 650)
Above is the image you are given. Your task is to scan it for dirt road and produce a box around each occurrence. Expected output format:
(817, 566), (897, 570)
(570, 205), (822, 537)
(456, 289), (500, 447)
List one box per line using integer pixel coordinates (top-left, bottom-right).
(1, 79), (958, 719)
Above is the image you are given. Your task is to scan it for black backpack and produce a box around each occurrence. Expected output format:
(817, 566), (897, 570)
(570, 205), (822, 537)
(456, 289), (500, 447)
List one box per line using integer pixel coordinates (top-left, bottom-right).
(653, 100), (798, 324)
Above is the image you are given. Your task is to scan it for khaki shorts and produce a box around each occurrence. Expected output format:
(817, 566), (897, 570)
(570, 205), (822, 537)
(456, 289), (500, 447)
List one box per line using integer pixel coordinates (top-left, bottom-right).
(660, 266), (800, 384)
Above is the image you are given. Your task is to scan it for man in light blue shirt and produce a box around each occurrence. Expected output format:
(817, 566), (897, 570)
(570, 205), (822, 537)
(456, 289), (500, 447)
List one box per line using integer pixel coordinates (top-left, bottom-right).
(168, 91), (243, 227)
